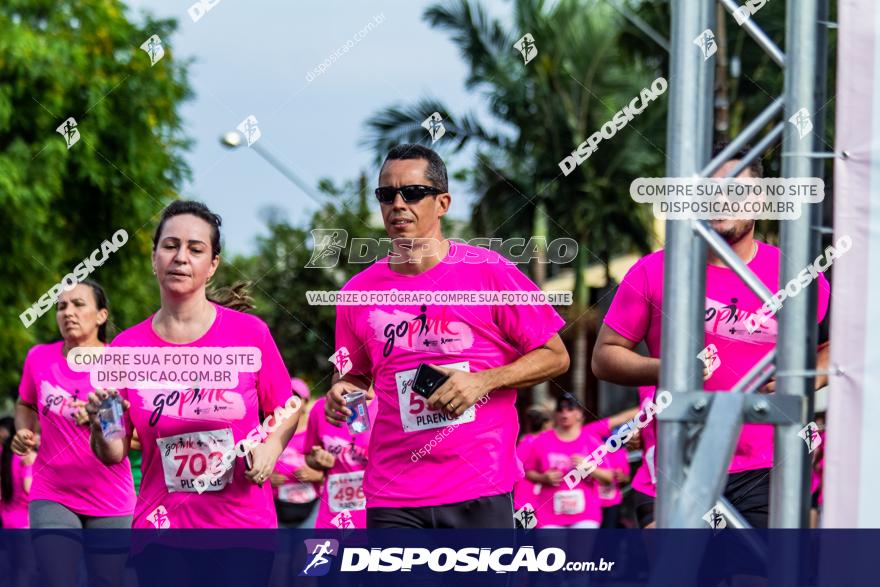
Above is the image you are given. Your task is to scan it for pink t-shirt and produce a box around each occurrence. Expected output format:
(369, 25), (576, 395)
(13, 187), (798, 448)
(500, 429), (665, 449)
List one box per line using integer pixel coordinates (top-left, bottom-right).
(597, 432), (630, 507)
(273, 429), (319, 506)
(336, 242), (566, 508)
(631, 387), (660, 497)
(605, 242), (831, 497)
(513, 434), (540, 510)
(303, 396), (376, 529)
(114, 303), (294, 529)
(521, 420), (610, 527)
(18, 341), (135, 516)
(0, 452), (33, 528)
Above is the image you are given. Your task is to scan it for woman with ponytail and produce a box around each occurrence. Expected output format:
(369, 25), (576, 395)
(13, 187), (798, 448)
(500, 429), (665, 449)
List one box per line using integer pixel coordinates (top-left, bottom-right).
(86, 201), (298, 584)
(12, 280), (135, 587)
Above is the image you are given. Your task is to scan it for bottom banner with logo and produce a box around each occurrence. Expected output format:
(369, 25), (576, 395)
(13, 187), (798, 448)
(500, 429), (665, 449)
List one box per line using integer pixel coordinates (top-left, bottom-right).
(0, 529), (876, 586)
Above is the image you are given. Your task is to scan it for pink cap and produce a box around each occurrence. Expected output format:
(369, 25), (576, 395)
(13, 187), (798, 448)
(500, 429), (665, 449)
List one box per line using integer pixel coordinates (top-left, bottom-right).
(291, 377), (310, 400)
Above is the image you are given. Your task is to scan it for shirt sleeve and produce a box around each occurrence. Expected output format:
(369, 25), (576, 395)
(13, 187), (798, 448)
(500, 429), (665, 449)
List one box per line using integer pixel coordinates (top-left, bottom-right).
(257, 321), (293, 413)
(604, 258), (653, 343)
(334, 303), (371, 377)
(491, 260), (566, 355)
(18, 347), (38, 405)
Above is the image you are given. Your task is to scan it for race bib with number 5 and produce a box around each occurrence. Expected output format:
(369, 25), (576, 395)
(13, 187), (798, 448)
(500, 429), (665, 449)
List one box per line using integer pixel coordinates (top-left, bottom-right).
(395, 361), (471, 433)
(157, 429), (234, 493)
(327, 471), (366, 512)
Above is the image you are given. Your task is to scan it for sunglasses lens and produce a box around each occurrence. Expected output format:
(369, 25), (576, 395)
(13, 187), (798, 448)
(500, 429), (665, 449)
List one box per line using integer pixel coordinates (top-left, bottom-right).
(375, 185), (440, 204)
(375, 187), (395, 204)
(399, 186), (429, 202)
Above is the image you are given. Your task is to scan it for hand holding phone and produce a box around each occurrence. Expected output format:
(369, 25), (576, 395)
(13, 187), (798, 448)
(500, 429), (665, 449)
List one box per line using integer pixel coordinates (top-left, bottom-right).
(411, 363), (450, 399)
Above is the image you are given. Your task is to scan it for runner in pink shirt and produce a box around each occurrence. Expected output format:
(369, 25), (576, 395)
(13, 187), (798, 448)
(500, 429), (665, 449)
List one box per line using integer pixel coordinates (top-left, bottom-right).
(325, 145), (570, 528)
(513, 406), (552, 514)
(12, 281), (135, 587)
(522, 394), (636, 528)
(272, 380), (322, 528)
(592, 148), (832, 528)
(85, 201), (299, 587)
(1, 431), (35, 528)
(596, 423), (633, 528)
(13, 282), (136, 528)
(304, 391), (377, 529)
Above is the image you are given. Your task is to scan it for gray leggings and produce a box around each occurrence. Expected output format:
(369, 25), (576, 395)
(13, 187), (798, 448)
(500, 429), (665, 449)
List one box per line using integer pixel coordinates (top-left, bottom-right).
(27, 500), (133, 587)
(29, 499), (132, 530)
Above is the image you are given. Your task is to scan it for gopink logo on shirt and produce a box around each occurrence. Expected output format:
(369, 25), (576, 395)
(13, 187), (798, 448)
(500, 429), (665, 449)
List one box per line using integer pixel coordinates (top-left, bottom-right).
(369, 306), (474, 356)
(322, 435), (368, 468)
(705, 297), (776, 343)
(138, 387), (247, 426)
(39, 381), (84, 421)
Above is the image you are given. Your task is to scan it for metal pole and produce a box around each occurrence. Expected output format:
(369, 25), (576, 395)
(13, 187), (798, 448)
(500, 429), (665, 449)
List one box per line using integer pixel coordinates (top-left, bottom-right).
(771, 0), (823, 529)
(656, 0), (714, 528)
(718, 0), (786, 66)
(699, 98), (785, 177)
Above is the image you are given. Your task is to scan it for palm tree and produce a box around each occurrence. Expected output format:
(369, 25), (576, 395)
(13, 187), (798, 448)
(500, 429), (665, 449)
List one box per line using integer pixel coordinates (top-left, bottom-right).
(362, 0), (665, 402)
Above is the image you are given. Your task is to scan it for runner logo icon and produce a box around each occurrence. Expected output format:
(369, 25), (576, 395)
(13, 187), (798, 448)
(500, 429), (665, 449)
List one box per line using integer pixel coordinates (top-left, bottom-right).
(301, 539), (339, 577)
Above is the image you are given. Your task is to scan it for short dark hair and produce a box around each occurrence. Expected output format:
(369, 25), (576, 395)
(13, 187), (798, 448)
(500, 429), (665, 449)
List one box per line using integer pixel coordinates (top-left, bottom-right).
(381, 144), (449, 192)
(153, 200), (223, 258)
(712, 140), (764, 177)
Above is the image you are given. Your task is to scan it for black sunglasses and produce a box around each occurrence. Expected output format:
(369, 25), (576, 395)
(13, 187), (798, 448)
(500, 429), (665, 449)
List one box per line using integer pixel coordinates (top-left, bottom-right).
(375, 184), (442, 204)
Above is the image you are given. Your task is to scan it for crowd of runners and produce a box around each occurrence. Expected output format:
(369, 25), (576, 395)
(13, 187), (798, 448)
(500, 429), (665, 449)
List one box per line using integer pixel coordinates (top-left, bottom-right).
(0, 143), (831, 580)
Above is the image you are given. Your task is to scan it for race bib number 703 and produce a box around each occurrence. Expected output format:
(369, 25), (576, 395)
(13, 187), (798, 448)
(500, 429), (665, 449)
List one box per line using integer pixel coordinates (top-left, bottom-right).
(156, 429), (234, 493)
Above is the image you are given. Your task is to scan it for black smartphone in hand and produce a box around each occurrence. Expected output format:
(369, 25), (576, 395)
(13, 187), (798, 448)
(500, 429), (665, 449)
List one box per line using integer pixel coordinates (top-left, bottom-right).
(411, 364), (450, 399)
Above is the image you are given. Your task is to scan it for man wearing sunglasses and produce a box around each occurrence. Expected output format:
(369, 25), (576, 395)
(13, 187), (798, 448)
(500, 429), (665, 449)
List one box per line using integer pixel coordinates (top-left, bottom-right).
(325, 143), (570, 528)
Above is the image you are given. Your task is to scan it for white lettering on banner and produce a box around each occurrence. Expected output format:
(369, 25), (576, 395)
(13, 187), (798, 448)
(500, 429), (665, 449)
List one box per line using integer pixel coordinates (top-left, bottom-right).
(157, 429), (234, 493)
(339, 546), (570, 573)
(327, 471), (366, 512)
(395, 361), (471, 433)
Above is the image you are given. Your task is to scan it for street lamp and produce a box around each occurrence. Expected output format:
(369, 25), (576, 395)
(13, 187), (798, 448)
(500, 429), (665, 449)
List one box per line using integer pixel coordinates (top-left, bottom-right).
(220, 131), (324, 205)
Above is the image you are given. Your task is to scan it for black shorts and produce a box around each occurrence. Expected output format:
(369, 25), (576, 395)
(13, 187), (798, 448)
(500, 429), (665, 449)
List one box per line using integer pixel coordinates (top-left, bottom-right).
(632, 468), (771, 528)
(367, 492), (514, 529)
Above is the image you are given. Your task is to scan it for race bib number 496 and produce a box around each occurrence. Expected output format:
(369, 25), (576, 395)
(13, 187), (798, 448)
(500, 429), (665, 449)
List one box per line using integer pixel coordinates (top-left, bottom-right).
(157, 429), (234, 493)
(395, 361), (471, 433)
(327, 471), (366, 512)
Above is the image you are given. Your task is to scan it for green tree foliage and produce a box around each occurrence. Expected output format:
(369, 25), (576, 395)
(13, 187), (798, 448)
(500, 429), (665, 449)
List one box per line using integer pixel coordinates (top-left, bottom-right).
(0, 1), (192, 399)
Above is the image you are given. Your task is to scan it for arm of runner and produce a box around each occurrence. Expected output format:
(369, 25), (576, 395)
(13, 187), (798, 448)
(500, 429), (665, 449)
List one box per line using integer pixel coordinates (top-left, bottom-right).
(245, 409), (300, 486)
(606, 406), (640, 430)
(427, 334), (570, 417)
(294, 464), (324, 484)
(305, 446), (336, 471)
(592, 324), (661, 386)
(584, 466), (616, 484)
(85, 389), (131, 465)
(525, 469), (562, 486)
(11, 399), (38, 456)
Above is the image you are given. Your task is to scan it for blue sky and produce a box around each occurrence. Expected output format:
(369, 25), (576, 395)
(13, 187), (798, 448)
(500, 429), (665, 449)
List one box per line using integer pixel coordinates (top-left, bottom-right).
(127, 0), (512, 255)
